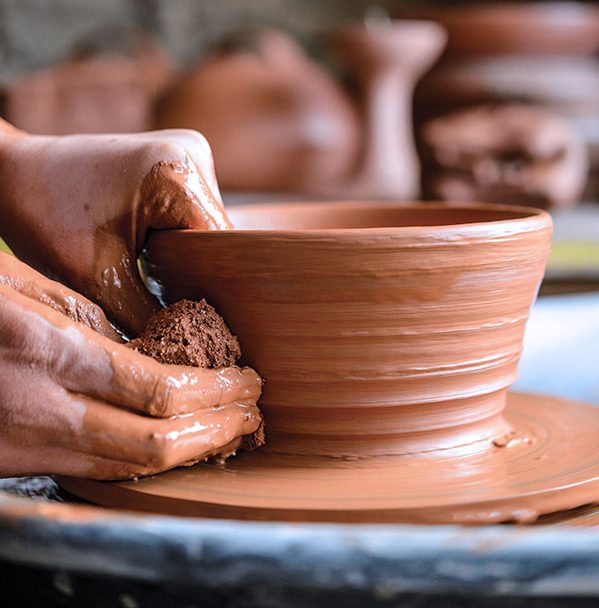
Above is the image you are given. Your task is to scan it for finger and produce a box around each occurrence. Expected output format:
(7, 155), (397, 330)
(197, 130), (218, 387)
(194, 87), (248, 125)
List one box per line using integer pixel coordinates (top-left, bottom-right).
(112, 133), (230, 335)
(67, 393), (263, 473)
(0, 441), (148, 480)
(0, 252), (121, 341)
(0, 378), (147, 480)
(144, 128), (225, 204)
(93, 251), (161, 337)
(170, 129), (224, 206)
(1, 380), (261, 479)
(138, 152), (232, 239)
(107, 158), (230, 335)
(107, 346), (263, 416)
(58, 452), (148, 481)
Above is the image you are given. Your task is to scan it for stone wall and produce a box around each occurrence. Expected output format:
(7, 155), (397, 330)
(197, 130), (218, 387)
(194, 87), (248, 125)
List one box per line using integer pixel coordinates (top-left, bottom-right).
(0, 0), (406, 81)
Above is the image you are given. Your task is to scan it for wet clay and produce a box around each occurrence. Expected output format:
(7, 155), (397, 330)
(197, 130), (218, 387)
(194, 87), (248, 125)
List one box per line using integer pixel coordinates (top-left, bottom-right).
(0, 119), (263, 480)
(146, 202), (552, 459)
(0, 251), (120, 342)
(421, 104), (589, 209)
(62, 201), (599, 525)
(129, 299), (241, 368)
(0, 274), (263, 480)
(128, 298), (265, 455)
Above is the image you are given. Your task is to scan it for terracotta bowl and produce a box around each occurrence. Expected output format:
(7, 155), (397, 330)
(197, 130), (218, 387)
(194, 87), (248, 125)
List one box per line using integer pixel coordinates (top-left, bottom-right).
(147, 202), (552, 458)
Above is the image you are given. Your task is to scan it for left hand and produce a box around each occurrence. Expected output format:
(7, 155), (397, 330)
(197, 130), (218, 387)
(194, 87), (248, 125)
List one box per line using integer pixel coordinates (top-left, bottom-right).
(0, 120), (231, 336)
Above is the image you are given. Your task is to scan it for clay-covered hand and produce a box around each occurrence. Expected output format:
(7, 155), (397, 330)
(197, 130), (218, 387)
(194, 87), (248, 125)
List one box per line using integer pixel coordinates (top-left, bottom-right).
(0, 254), (262, 480)
(0, 118), (231, 336)
(0, 251), (120, 341)
(422, 104), (589, 208)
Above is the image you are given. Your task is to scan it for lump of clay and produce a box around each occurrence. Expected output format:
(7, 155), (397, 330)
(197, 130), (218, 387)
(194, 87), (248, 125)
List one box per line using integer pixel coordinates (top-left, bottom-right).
(130, 299), (265, 454)
(421, 104), (589, 209)
(129, 299), (242, 368)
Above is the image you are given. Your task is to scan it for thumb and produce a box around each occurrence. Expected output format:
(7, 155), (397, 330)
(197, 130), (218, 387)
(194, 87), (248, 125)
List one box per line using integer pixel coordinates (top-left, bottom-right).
(123, 150), (232, 336)
(138, 154), (232, 240)
(89, 246), (160, 338)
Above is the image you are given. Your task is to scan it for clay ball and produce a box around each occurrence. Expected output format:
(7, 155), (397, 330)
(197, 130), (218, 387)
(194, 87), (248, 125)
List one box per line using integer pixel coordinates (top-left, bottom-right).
(128, 299), (241, 368)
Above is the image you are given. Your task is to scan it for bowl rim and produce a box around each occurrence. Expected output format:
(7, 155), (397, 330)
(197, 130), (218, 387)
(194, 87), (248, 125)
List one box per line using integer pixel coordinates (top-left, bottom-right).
(197, 200), (553, 239)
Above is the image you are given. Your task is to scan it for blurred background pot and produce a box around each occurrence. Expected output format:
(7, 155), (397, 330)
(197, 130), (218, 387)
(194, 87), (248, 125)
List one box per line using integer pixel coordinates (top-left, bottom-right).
(157, 21), (446, 200)
(3, 36), (175, 135)
(400, 2), (599, 202)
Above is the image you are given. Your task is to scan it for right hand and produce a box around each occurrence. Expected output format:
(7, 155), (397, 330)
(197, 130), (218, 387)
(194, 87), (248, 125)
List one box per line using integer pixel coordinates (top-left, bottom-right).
(0, 253), (262, 480)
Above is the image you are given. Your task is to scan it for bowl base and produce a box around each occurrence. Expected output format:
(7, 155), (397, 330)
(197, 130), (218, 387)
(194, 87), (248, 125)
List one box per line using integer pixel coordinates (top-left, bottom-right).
(58, 392), (599, 525)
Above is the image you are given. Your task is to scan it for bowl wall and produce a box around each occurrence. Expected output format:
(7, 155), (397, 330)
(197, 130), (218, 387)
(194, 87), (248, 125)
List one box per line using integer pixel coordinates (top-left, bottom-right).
(147, 202), (552, 457)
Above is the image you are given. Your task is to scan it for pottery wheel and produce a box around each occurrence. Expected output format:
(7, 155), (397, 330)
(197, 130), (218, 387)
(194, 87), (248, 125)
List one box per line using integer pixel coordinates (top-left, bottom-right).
(58, 392), (599, 524)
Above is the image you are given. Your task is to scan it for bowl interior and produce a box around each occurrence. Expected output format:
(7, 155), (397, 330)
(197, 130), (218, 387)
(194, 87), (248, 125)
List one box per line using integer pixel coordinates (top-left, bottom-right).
(227, 202), (535, 231)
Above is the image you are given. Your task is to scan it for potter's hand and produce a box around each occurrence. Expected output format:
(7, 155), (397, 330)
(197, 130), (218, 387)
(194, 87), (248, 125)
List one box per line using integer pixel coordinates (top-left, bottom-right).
(0, 119), (231, 336)
(423, 104), (588, 208)
(0, 262), (262, 480)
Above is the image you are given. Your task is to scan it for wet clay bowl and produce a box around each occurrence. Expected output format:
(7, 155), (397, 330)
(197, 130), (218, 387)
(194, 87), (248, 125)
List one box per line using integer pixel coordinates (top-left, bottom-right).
(147, 202), (552, 459)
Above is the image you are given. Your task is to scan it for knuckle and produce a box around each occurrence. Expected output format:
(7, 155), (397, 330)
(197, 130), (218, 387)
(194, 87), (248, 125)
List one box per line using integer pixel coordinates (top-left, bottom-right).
(190, 132), (213, 159)
(1, 303), (79, 376)
(141, 140), (186, 170)
(148, 373), (175, 417)
(172, 128), (210, 149)
(167, 130), (214, 167)
(143, 431), (171, 470)
(162, 140), (188, 161)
